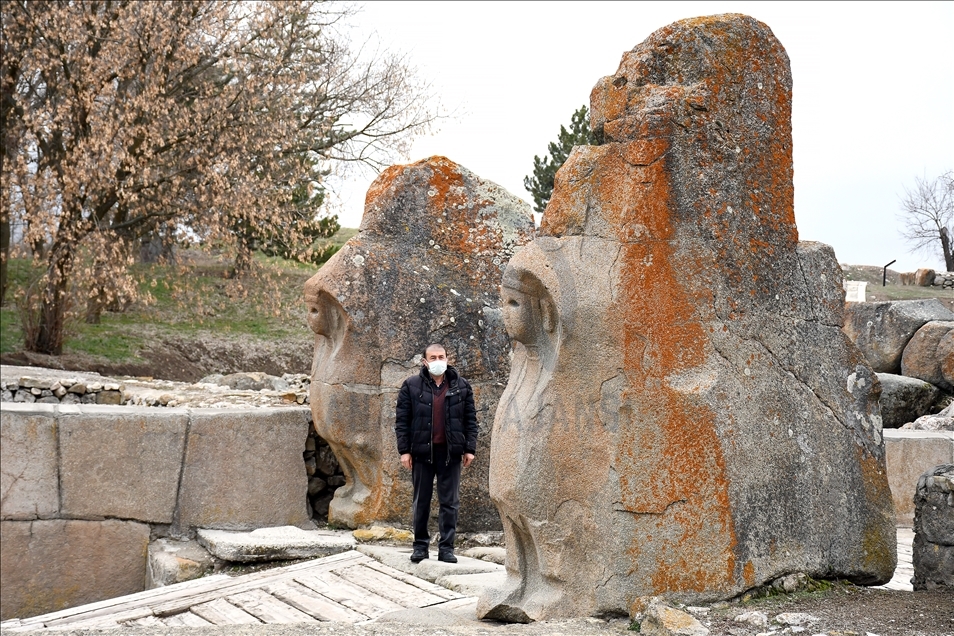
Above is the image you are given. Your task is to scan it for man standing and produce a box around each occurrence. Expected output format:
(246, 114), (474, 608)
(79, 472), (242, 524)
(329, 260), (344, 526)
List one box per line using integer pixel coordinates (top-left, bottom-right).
(395, 344), (478, 563)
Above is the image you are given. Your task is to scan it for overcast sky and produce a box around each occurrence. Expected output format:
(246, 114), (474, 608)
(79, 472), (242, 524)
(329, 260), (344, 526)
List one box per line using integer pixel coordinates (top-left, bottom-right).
(330, 1), (953, 273)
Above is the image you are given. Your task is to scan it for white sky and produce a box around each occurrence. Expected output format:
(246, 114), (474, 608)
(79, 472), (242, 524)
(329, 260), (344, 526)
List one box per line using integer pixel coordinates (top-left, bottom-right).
(330, 1), (954, 273)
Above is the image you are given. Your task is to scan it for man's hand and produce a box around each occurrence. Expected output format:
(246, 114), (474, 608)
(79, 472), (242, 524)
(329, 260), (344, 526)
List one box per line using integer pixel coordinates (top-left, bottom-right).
(462, 453), (475, 468)
(400, 453), (413, 470)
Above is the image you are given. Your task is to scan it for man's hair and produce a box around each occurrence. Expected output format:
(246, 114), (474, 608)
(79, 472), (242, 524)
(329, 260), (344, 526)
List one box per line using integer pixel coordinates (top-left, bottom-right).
(423, 343), (446, 359)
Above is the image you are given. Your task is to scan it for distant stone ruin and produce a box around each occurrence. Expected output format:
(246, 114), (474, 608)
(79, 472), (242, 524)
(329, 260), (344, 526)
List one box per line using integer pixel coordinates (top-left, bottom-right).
(304, 156), (534, 530)
(478, 14), (896, 622)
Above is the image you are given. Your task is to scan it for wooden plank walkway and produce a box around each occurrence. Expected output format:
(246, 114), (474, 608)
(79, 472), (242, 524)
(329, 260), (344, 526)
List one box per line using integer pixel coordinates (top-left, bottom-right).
(0, 550), (465, 632)
(0, 529), (917, 631)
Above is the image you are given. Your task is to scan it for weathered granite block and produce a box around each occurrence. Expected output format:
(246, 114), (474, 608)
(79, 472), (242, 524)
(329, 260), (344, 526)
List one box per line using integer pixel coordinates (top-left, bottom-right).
(0, 519), (149, 620)
(0, 405), (58, 520)
(901, 321), (954, 392)
(843, 300), (954, 373)
(59, 406), (188, 523)
(912, 464), (954, 590)
(884, 430), (954, 525)
(877, 373), (940, 428)
(176, 408), (310, 530)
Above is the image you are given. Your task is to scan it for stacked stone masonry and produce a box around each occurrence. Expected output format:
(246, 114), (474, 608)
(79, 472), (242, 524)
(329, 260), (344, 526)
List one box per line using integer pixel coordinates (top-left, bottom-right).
(0, 371), (311, 408)
(912, 464), (954, 589)
(0, 402), (312, 620)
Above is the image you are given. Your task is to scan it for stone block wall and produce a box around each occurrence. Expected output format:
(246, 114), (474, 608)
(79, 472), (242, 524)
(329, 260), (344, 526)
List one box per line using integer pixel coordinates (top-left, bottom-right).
(0, 403), (311, 620)
(883, 430), (954, 526)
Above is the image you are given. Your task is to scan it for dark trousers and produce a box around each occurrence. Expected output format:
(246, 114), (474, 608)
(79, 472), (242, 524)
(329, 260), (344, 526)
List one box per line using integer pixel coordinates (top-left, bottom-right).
(411, 444), (461, 553)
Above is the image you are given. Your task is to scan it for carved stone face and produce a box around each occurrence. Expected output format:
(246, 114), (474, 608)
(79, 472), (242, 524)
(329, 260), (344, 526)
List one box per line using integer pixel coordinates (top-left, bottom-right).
(479, 14), (893, 623)
(304, 156), (534, 528)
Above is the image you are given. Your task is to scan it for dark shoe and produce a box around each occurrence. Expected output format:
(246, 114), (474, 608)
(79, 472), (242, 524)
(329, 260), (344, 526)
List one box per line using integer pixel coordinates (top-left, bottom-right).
(438, 551), (457, 563)
(410, 548), (429, 563)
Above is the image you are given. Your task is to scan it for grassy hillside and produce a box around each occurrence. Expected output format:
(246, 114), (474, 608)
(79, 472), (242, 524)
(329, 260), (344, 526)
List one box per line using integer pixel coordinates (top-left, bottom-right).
(0, 228), (359, 380)
(841, 264), (954, 307)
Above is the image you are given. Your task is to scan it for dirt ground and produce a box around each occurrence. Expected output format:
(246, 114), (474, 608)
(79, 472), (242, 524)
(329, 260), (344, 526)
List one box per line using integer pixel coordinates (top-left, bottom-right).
(690, 583), (953, 635)
(24, 587), (954, 636)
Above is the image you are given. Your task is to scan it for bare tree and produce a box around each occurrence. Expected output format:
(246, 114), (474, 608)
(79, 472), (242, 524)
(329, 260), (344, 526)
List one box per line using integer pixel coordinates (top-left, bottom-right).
(898, 170), (954, 272)
(1, 0), (438, 352)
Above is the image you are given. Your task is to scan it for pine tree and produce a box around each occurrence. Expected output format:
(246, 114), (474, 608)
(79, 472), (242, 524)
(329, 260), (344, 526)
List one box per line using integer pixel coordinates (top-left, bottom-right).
(523, 105), (600, 215)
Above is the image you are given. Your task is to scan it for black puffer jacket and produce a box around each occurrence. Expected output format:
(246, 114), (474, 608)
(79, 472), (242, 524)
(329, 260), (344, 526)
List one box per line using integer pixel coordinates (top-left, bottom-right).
(395, 365), (478, 461)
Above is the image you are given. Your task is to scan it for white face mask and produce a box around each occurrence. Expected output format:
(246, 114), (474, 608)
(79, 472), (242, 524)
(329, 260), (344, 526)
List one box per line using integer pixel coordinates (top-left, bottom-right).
(427, 360), (447, 376)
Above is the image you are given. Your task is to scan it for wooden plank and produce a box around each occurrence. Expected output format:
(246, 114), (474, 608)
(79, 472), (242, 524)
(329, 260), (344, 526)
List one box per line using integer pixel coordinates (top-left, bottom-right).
(334, 563), (448, 608)
(190, 598), (262, 625)
(21, 551), (362, 627)
(125, 615), (166, 627)
(294, 571), (404, 619)
(226, 588), (319, 624)
(47, 607), (153, 630)
(150, 550), (364, 616)
(264, 580), (367, 623)
(358, 559), (463, 600)
(14, 574), (231, 627)
(161, 611), (214, 627)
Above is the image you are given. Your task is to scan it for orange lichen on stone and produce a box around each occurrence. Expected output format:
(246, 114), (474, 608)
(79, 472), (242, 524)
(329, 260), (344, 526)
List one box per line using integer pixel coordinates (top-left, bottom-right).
(607, 148), (736, 596)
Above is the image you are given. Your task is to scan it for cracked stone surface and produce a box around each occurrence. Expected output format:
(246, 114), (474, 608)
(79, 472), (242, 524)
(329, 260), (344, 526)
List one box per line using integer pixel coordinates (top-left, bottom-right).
(479, 13), (895, 622)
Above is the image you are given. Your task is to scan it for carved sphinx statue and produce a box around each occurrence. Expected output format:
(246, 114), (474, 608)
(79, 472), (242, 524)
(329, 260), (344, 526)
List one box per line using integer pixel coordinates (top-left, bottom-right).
(304, 156), (534, 529)
(479, 14), (895, 622)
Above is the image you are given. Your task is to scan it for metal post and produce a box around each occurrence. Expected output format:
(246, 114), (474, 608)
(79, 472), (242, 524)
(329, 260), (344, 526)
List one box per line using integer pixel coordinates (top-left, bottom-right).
(883, 259), (896, 287)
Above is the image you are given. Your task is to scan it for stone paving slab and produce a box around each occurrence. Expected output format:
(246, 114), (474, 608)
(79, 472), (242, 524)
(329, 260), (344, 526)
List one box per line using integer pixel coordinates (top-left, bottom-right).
(354, 545), (504, 583)
(197, 527), (356, 562)
(435, 571), (508, 598)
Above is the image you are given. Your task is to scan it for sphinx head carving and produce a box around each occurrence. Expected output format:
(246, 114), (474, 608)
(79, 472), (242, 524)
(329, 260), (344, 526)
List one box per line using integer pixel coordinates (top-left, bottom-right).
(304, 156), (534, 528)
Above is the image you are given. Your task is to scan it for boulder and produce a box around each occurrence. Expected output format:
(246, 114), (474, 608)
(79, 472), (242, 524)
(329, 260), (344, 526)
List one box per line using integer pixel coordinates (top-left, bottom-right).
(914, 268), (936, 287)
(0, 519), (149, 620)
(939, 329), (954, 387)
(0, 406), (59, 520)
(912, 464), (954, 590)
(304, 156), (534, 530)
(878, 373), (940, 428)
(843, 299), (954, 373)
(902, 402), (954, 431)
(478, 14), (894, 622)
(901, 321), (954, 391)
